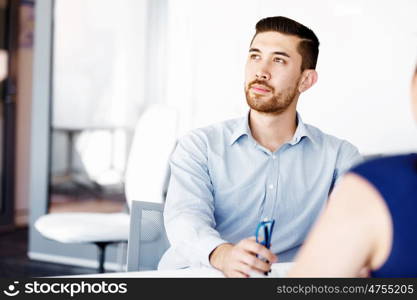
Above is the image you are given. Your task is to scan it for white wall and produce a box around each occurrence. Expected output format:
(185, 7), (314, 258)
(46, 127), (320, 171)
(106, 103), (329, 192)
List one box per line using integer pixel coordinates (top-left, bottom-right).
(53, 0), (148, 129)
(165, 0), (417, 155)
(51, 0), (148, 181)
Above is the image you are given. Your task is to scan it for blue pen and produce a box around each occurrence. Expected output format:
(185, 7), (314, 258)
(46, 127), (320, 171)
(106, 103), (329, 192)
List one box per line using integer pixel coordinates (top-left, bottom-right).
(255, 218), (275, 275)
(255, 218), (275, 249)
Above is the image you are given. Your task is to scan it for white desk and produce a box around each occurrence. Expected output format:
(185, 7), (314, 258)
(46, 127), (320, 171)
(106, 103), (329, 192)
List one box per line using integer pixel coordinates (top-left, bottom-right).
(70, 262), (293, 278)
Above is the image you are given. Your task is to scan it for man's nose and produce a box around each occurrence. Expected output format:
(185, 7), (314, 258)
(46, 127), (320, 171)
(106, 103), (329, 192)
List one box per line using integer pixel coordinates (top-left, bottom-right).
(255, 68), (270, 81)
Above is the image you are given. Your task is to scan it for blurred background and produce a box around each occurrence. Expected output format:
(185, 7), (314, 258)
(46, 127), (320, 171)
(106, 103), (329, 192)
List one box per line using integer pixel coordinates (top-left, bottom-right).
(0, 0), (416, 277)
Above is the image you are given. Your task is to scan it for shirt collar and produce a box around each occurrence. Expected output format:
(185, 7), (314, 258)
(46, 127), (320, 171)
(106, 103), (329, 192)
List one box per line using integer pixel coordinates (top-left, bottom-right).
(289, 113), (314, 146)
(229, 111), (315, 146)
(229, 112), (252, 146)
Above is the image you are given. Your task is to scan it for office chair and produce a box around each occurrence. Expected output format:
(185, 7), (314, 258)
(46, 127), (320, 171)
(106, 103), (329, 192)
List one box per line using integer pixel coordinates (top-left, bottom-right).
(127, 200), (170, 271)
(34, 104), (178, 273)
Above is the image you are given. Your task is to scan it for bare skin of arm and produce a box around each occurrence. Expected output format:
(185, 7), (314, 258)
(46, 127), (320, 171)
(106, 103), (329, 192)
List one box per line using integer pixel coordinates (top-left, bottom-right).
(288, 173), (393, 277)
(209, 237), (277, 278)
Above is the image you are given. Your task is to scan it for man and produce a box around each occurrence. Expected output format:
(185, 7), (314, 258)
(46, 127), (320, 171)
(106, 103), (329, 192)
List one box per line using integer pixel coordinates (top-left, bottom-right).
(158, 16), (362, 277)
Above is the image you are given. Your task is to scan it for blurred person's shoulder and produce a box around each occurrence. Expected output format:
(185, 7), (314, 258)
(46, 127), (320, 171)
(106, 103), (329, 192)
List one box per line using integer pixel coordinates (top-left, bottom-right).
(353, 153), (417, 174)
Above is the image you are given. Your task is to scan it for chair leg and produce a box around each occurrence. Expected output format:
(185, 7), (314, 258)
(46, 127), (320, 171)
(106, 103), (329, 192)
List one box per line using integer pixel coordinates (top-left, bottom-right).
(95, 242), (111, 273)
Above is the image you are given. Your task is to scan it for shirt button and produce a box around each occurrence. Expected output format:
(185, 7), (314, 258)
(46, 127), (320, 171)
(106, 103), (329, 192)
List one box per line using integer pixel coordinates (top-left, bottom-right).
(268, 184), (274, 189)
(272, 155), (276, 160)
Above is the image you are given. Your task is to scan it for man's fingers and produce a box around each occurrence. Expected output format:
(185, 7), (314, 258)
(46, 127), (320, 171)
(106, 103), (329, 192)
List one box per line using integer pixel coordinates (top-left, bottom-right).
(228, 270), (249, 278)
(221, 237), (278, 278)
(226, 261), (251, 278)
(239, 252), (271, 272)
(239, 238), (277, 263)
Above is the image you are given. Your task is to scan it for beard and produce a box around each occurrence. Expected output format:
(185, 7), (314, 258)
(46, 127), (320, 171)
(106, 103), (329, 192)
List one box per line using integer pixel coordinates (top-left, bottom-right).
(245, 79), (299, 114)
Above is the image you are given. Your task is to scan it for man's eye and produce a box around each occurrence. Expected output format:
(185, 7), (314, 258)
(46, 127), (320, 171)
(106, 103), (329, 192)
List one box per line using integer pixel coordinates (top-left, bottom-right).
(250, 54), (260, 60)
(274, 57), (285, 63)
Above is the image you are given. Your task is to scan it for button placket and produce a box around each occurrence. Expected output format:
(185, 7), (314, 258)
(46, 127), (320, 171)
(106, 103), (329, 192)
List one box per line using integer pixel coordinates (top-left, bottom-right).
(262, 153), (279, 220)
(269, 153), (281, 220)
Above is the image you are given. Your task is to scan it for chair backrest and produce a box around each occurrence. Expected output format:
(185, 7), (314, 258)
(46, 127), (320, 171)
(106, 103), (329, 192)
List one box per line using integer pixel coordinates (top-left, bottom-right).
(127, 200), (170, 271)
(124, 104), (178, 209)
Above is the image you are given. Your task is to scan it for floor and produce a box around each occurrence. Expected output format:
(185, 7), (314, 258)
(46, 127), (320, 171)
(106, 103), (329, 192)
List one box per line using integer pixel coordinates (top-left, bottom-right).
(0, 227), (97, 278)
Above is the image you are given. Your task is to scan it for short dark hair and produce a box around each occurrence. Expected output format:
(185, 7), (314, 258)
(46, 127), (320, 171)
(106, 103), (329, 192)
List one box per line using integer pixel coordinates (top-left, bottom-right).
(252, 16), (320, 71)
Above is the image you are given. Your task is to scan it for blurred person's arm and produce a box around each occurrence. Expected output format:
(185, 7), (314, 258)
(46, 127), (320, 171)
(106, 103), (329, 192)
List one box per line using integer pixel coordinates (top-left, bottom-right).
(288, 173), (392, 277)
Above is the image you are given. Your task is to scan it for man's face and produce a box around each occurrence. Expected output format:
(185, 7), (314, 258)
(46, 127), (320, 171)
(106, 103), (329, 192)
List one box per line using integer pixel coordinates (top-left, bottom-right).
(245, 31), (304, 114)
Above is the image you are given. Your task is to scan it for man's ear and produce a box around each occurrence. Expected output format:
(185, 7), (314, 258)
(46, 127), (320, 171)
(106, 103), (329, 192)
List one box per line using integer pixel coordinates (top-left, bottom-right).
(298, 70), (318, 93)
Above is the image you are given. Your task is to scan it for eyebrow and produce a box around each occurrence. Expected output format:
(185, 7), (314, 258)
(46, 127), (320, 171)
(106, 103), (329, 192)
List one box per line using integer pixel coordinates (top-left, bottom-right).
(249, 48), (290, 58)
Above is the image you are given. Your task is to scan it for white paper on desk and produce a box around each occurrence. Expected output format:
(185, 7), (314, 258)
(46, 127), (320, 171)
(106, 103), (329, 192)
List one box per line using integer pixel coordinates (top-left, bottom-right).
(67, 262), (294, 278)
(248, 262), (293, 278)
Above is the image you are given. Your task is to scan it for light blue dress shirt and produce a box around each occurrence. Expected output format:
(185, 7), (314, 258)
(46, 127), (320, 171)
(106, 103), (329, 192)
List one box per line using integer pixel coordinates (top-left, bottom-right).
(158, 113), (362, 269)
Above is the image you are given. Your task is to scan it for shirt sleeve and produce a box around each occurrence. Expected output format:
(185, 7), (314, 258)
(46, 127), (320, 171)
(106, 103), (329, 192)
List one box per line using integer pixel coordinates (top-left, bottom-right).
(333, 140), (363, 186)
(163, 131), (228, 267)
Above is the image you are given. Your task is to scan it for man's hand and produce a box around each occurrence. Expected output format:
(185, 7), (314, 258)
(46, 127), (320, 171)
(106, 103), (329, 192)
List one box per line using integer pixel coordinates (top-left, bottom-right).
(209, 237), (277, 277)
